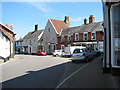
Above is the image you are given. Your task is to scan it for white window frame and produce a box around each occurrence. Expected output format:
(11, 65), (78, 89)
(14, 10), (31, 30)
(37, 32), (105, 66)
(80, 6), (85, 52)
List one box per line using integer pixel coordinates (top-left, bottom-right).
(61, 45), (64, 50)
(75, 33), (79, 41)
(91, 31), (96, 40)
(83, 32), (88, 41)
(68, 35), (71, 42)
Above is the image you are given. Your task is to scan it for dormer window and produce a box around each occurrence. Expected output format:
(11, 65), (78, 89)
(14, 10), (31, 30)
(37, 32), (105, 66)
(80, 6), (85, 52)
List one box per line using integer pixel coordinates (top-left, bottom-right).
(75, 33), (79, 41)
(91, 32), (96, 40)
(84, 32), (88, 41)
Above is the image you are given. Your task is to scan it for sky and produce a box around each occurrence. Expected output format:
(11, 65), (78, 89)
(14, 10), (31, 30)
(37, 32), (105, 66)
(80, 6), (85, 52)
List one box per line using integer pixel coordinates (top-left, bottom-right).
(1, 2), (103, 40)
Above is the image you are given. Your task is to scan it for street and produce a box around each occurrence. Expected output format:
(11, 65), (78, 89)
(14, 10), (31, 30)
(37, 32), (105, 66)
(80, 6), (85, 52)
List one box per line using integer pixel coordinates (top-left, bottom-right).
(1, 55), (116, 88)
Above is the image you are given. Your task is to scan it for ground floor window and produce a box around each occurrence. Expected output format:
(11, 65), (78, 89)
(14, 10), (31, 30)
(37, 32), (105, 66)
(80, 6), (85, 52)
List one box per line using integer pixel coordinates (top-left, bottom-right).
(111, 4), (120, 66)
(61, 45), (64, 50)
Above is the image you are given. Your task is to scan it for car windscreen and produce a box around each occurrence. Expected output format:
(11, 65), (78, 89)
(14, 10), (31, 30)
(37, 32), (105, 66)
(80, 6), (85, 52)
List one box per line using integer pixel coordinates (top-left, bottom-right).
(73, 49), (84, 53)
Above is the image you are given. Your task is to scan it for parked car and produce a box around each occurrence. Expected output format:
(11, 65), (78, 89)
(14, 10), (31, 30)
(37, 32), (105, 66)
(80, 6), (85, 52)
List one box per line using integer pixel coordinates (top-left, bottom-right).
(71, 47), (94, 63)
(36, 50), (47, 56)
(53, 50), (64, 57)
(64, 46), (84, 57)
(93, 48), (101, 56)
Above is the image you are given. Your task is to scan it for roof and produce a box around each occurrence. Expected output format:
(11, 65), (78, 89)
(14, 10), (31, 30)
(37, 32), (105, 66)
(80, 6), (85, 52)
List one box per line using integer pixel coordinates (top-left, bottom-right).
(0, 22), (16, 35)
(60, 22), (103, 36)
(16, 38), (23, 42)
(49, 19), (67, 34)
(23, 30), (43, 39)
(0, 29), (10, 40)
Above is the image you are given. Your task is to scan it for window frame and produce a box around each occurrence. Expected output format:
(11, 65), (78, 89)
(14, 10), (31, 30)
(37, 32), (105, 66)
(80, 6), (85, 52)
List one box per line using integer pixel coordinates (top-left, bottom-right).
(75, 33), (79, 41)
(91, 31), (96, 40)
(83, 32), (88, 41)
(68, 35), (71, 42)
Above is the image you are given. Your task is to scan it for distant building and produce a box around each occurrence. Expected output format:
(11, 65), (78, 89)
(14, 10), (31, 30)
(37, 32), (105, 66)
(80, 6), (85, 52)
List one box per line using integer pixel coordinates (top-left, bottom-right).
(58, 15), (104, 52)
(15, 38), (23, 54)
(23, 24), (43, 54)
(102, 0), (120, 76)
(43, 16), (68, 54)
(0, 23), (16, 61)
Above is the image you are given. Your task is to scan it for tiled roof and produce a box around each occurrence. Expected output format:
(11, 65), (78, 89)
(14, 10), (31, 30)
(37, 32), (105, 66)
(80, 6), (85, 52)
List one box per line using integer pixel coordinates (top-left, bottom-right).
(49, 19), (67, 34)
(60, 22), (103, 36)
(23, 30), (43, 39)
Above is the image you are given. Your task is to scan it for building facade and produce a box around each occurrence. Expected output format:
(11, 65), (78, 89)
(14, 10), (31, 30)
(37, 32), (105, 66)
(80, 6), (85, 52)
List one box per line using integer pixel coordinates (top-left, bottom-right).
(15, 38), (23, 54)
(102, 0), (120, 76)
(23, 24), (43, 54)
(43, 16), (68, 54)
(0, 29), (10, 61)
(0, 23), (16, 59)
(57, 15), (104, 52)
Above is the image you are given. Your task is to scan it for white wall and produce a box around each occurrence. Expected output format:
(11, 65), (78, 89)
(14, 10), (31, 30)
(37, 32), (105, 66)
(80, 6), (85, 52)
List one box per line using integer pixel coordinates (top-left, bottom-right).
(0, 31), (10, 59)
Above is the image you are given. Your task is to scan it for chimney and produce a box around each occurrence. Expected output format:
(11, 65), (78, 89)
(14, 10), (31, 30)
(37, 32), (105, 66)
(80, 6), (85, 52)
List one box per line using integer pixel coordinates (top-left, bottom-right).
(89, 15), (95, 24)
(35, 24), (38, 31)
(64, 16), (70, 27)
(84, 18), (87, 25)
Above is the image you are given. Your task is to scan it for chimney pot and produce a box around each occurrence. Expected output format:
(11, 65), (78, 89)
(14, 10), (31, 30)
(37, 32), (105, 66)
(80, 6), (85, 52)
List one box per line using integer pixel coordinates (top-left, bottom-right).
(64, 16), (70, 27)
(35, 24), (38, 31)
(84, 18), (87, 25)
(89, 15), (95, 24)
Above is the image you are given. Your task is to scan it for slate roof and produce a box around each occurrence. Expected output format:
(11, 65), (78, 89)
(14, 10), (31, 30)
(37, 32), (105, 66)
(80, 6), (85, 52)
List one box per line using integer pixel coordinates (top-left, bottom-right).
(49, 19), (67, 34)
(60, 22), (103, 36)
(23, 30), (43, 39)
(16, 38), (23, 42)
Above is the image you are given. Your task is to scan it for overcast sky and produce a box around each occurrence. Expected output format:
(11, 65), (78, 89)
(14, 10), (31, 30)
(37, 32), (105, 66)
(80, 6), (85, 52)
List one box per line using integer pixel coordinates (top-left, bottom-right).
(2, 2), (103, 40)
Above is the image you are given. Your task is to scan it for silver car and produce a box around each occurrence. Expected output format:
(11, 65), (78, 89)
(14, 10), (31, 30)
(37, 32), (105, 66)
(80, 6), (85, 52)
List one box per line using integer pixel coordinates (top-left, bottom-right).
(71, 47), (94, 63)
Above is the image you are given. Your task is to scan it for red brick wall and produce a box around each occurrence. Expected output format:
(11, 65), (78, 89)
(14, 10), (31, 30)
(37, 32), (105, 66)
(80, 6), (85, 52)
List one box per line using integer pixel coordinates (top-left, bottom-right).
(57, 31), (103, 50)
(0, 25), (15, 58)
(96, 31), (103, 41)
(79, 33), (83, 41)
(88, 32), (91, 40)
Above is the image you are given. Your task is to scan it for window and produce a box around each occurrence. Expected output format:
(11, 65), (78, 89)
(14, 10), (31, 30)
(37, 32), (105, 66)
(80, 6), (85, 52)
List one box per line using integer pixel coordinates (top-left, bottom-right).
(73, 49), (84, 53)
(26, 40), (27, 44)
(29, 40), (31, 45)
(111, 4), (120, 66)
(68, 35), (71, 42)
(91, 32), (96, 40)
(61, 36), (64, 42)
(51, 36), (54, 41)
(75, 33), (79, 41)
(48, 28), (50, 32)
(84, 32), (88, 41)
(34, 39), (36, 43)
(61, 45), (64, 50)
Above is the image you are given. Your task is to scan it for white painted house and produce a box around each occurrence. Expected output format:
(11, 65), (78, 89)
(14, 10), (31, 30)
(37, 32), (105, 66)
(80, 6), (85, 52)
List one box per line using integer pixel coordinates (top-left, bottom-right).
(15, 38), (23, 54)
(0, 29), (10, 60)
(23, 24), (43, 54)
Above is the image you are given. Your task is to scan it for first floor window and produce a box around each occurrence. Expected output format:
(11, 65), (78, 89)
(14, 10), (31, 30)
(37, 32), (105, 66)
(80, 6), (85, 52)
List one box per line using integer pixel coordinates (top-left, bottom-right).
(84, 32), (88, 41)
(91, 32), (96, 40)
(68, 35), (71, 42)
(75, 33), (79, 41)
(61, 36), (64, 42)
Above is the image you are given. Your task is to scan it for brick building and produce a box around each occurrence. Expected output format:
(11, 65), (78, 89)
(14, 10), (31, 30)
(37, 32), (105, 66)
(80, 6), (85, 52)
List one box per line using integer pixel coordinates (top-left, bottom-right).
(57, 15), (104, 51)
(0, 23), (16, 59)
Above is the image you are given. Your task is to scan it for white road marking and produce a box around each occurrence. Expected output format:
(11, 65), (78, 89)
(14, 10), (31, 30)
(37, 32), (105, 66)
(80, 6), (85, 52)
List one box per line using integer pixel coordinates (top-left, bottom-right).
(55, 62), (90, 89)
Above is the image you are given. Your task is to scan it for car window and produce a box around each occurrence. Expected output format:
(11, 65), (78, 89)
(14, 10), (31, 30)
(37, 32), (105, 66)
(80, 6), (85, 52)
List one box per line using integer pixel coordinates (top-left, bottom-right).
(73, 49), (84, 53)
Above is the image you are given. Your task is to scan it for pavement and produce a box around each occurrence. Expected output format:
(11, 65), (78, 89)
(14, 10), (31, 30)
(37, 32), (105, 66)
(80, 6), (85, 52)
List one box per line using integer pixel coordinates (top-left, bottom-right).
(1, 55), (119, 89)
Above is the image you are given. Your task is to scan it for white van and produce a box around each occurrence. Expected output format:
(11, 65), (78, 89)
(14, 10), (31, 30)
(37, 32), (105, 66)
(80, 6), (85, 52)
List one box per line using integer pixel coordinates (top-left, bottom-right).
(64, 46), (85, 57)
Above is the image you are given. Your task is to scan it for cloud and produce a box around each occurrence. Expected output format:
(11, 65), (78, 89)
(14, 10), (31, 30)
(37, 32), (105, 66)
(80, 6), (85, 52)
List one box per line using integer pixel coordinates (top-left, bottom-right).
(29, 2), (49, 13)
(70, 17), (86, 22)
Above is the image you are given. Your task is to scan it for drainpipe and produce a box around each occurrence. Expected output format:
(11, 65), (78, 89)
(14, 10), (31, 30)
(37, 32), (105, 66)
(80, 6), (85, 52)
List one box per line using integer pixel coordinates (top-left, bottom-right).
(108, 3), (112, 73)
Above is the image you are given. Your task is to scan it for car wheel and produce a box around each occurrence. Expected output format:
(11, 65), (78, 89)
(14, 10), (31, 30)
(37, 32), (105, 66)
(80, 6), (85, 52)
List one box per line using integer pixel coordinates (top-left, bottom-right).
(72, 60), (76, 63)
